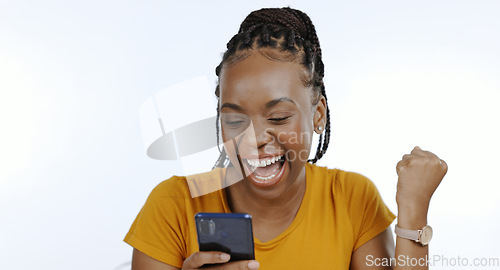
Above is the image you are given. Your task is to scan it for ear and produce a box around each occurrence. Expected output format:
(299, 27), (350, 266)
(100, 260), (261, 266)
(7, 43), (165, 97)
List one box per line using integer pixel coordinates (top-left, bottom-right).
(313, 96), (327, 134)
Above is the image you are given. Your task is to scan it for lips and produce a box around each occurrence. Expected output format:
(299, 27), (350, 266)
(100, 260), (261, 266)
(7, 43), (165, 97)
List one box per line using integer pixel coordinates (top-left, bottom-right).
(240, 155), (286, 187)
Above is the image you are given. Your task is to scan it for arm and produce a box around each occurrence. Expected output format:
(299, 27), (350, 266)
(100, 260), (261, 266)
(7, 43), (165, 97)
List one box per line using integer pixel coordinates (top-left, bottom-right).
(350, 227), (395, 270)
(393, 210), (429, 270)
(132, 248), (179, 270)
(393, 146), (447, 270)
(350, 147), (447, 270)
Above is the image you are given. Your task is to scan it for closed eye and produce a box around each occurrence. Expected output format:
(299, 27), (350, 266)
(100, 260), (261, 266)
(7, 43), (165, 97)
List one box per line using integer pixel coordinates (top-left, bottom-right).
(221, 112), (248, 129)
(225, 120), (245, 126)
(268, 116), (291, 122)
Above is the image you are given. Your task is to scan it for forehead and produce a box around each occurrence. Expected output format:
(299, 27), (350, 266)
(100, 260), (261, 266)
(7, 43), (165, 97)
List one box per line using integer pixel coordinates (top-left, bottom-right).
(219, 51), (311, 104)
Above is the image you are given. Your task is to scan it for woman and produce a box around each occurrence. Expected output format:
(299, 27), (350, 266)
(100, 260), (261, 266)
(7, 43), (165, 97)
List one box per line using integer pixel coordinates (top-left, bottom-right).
(125, 7), (447, 269)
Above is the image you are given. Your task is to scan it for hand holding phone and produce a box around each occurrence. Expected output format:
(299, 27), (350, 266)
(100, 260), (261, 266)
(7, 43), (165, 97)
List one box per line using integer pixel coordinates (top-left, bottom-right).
(181, 251), (260, 270)
(188, 213), (257, 269)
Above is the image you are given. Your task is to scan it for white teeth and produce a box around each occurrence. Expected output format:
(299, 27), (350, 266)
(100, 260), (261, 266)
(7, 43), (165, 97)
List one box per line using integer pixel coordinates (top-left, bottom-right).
(254, 171), (278, 181)
(246, 155), (283, 169)
(246, 155), (284, 182)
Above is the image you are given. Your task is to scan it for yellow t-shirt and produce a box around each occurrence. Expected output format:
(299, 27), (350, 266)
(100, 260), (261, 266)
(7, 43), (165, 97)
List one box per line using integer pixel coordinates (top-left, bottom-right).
(124, 163), (396, 269)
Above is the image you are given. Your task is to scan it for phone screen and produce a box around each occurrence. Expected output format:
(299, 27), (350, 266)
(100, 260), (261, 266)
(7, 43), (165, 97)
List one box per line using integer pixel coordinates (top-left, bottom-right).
(195, 212), (255, 264)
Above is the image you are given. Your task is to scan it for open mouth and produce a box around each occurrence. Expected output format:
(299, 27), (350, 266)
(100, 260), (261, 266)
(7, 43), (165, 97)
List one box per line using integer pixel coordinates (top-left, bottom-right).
(241, 155), (286, 187)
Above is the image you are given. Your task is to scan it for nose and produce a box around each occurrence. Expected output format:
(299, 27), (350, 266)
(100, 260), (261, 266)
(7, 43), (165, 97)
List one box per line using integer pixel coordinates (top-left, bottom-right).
(239, 118), (273, 151)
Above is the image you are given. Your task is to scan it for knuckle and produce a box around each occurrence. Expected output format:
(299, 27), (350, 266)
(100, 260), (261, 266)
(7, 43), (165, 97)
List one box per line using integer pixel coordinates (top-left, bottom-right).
(428, 156), (439, 165)
(396, 162), (404, 172)
(443, 161), (448, 169)
(441, 160), (448, 171)
(406, 157), (415, 165)
(221, 261), (249, 270)
(238, 262), (249, 270)
(420, 156), (431, 165)
(192, 252), (202, 262)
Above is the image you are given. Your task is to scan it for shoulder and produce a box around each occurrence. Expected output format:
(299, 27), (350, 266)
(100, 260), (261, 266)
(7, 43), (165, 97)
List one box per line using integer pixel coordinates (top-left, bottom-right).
(147, 175), (190, 201)
(148, 167), (226, 200)
(307, 163), (376, 195)
(137, 175), (191, 218)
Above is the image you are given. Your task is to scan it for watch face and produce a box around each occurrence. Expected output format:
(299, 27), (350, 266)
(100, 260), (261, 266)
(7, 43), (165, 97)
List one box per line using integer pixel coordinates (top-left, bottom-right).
(420, 225), (433, 245)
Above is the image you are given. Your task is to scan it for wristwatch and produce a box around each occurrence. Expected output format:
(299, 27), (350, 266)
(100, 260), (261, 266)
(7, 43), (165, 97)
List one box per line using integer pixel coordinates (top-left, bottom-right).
(394, 224), (433, 246)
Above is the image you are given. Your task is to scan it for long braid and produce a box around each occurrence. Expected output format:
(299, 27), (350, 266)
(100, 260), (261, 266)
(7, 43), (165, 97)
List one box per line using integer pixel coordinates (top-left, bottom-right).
(286, 7), (331, 163)
(213, 7), (331, 167)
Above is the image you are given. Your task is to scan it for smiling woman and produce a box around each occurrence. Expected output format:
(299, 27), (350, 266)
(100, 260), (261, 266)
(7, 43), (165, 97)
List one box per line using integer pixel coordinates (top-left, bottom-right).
(124, 7), (447, 270)
(219, 51), (321, 191)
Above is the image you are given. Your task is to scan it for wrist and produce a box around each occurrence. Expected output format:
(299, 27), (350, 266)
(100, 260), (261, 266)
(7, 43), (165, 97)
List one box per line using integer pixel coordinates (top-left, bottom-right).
(397, 204), (429, 230)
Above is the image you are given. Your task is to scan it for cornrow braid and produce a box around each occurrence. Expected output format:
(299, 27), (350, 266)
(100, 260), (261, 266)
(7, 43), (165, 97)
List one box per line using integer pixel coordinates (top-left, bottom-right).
(213, 7), (331, 168)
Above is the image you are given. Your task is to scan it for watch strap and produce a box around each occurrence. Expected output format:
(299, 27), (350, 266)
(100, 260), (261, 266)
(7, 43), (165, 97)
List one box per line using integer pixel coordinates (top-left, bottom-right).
(394, 225), (421, 242)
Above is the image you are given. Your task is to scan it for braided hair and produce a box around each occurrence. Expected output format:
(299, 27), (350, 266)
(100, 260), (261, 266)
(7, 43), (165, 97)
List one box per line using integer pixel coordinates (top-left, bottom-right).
(213, 7), (331, 168)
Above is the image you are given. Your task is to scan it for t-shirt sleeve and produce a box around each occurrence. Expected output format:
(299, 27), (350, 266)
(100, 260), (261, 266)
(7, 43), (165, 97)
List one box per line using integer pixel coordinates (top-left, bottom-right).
(341, 172), (396, 251)
(124, 177), (187, 268)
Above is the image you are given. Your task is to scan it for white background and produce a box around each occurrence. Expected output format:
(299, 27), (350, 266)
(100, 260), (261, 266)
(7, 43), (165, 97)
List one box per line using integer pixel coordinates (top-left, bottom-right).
(1, 0), (499, 269)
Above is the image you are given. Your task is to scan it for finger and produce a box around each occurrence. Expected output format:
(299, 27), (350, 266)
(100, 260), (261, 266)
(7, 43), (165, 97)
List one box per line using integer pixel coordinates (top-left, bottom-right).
(440, 159), (448, 173)
(183, 252), (230, 269)
(416, 148), (443, 163)
(411, 146), (425, 155)
(207, 260), (260, 270)
(411, 146), (439, 158)
(402, 154), (412, 160)
(396, 159), (406, 174)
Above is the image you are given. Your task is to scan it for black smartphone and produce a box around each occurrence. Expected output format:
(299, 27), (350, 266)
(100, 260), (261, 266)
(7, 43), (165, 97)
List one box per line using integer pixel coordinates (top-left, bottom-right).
(195, 212), (255, 267)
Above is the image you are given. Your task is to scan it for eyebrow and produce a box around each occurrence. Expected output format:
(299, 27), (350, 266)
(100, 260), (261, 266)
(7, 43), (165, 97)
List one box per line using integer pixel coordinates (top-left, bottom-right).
(220, 103), (243, 111)
(221, 97), (296, 111)
(265, 97), (296, 108)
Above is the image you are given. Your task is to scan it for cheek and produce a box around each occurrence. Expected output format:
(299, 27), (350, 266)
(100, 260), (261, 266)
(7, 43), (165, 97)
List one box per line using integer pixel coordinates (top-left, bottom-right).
(274, 122), (313, 162)
(221, 128), (238, 160)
